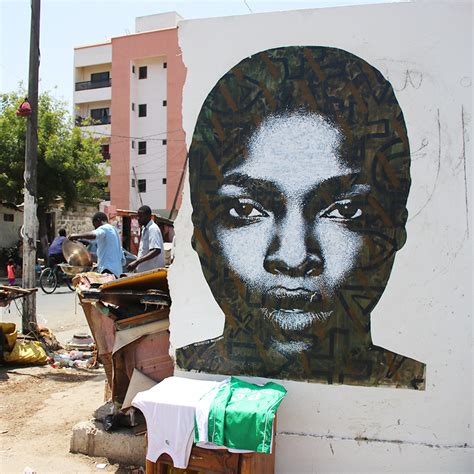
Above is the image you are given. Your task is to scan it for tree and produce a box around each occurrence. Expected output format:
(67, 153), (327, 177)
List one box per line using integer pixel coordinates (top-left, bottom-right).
(0, 86), (106, 253)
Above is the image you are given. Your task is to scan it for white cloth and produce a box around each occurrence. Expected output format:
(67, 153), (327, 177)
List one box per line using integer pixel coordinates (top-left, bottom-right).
(137, 220), (164, 272)
(131, 376), (219, 468)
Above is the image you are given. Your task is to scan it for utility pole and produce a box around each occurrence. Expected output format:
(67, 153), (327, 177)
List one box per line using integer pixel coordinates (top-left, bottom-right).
(22, 0), (41, 334)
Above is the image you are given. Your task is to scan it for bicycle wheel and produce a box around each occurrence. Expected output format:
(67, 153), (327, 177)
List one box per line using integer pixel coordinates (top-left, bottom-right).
(39, 267), (58, 294)
(64, 273), (75, 291)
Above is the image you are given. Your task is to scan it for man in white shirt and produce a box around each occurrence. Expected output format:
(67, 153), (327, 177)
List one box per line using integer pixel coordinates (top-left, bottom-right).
(127, 205), (165, 272)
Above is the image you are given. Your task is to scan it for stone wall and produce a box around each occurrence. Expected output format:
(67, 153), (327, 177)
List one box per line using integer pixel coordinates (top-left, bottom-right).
(51, 203), (98, 236)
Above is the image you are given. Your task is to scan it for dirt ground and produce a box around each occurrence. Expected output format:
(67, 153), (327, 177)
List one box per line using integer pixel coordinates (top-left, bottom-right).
(0, 364), (140, 474)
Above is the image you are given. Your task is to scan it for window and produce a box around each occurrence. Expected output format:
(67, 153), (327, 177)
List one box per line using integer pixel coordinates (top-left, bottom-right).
(90, 72), (110, 83)
(139, 66), (147, 79)
(162, 100), (167, 107)
(90, 108), (110, 124)
(131, 103), (135, 111)
(98, 183), (110, 201)
(162, 139), (167, 145)
(132, 65), (135, 74)
(138, 179), (147, 193)
(3, 214), (14, 222)
(138, 104), (147, 117)
(100, 144), (110, 160)
(131, 140), (135, 149)
(131, 179), (135, 188)
(138, 141), (147, 155)
(163, 62), (167, 69)
(162, 178), (167, 185)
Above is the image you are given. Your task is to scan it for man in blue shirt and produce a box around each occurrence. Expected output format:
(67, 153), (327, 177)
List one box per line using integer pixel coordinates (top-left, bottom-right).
(70, 212), (124, 277)
(48, 228), (67, 267)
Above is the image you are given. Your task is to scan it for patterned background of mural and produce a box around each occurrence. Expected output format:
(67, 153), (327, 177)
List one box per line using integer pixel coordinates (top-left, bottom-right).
(177, 46), (425, 389)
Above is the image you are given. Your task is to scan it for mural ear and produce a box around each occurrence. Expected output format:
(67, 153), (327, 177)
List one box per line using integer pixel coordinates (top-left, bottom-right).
(395, 227), (407, 250)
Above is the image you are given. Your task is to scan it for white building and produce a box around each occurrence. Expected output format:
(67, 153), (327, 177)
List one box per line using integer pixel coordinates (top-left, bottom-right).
(73, 12), (186, 216)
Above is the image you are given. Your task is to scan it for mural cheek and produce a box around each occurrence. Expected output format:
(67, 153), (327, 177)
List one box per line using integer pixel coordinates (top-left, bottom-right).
(215, 221), (273, 291)
(315, 221), (364, 291)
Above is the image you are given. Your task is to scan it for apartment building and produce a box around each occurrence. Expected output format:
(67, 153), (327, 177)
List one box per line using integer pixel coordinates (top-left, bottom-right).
(73, 12), (186, 217)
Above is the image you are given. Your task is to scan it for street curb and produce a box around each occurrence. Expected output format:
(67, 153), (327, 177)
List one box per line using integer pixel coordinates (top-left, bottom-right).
(70, 420), (146, 466)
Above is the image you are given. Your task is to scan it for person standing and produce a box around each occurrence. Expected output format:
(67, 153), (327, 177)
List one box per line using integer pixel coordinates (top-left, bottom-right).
(6, 258), (16, 286)
(127, 205), (164, 273)
(48, 228), (67, 268)
(70, 212), (124, 278)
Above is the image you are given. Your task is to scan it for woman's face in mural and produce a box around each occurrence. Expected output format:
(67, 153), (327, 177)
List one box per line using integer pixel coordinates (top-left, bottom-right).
(212, 112), (368, 334)
(180, 46), (425, 388)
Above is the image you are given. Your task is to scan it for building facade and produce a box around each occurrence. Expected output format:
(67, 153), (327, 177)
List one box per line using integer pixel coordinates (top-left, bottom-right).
(73, 12), (186, 217)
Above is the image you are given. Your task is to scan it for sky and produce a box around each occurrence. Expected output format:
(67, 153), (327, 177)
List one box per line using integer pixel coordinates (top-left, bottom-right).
(1, 0), (394, 109)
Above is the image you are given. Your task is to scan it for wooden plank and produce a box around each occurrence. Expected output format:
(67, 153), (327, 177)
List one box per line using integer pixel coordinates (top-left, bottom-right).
(100, 269), (168, 292)
(114, 309), (170, 331)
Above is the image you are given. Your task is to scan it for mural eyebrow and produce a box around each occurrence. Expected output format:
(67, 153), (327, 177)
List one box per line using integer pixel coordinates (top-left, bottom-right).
(220, 172), (282, 195)
(304, 171), (364, 205)
(301, 172), (362, 200)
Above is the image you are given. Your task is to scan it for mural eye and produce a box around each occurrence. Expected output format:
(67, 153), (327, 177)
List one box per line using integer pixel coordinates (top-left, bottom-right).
(322, 200), (362, 220)
(229, 200), (268, 219)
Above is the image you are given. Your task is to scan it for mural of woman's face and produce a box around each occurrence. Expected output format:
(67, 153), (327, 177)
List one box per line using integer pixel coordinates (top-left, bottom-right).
(178, 45), (426, 388)
(212, 112), (366, 335)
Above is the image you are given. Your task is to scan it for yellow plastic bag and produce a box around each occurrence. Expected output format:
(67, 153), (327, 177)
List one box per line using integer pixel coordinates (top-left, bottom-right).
(0, 322), (18, 351)
(3, 340), (48, 365)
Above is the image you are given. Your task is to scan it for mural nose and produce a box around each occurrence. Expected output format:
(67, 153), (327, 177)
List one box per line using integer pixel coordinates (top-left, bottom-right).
(264, 205), (323, 277)
(264, 253), (323, 277)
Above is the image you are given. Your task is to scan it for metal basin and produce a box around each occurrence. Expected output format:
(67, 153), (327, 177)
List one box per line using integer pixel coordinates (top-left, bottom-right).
(62, 239), (93, 267)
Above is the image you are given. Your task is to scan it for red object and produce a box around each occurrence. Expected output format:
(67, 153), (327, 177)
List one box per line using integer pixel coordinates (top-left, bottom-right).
(16, 99), (32, 117)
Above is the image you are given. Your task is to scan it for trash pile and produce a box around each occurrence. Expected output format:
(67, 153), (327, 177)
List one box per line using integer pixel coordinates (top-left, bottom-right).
(50, 350), (97, 369)
(0, 321), (99, 369)
(74, 268), (174, 409)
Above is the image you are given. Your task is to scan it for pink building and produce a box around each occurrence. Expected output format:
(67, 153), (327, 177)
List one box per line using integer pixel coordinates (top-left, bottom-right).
(73, 12), (186, 217)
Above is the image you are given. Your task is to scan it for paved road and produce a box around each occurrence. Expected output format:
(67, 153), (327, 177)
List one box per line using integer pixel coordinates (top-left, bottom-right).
(0, 283), (90, 344)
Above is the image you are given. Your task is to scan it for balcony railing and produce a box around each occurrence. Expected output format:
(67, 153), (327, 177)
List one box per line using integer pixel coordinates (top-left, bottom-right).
(75, 116), (111, 126)
(75, 78), (111, 91)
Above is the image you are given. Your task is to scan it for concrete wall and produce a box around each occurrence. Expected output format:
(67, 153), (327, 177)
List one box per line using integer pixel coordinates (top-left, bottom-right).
(169, 2), (472, 472)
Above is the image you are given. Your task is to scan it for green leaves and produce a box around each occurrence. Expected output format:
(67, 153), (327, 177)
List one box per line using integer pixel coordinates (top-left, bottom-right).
(0, 87), (105, 210)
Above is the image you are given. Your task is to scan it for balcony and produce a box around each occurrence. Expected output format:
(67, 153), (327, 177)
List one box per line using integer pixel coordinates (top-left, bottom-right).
(74, 81), (112, 104)
(76, 115), (111, 127)
(75, 78), (111, 91)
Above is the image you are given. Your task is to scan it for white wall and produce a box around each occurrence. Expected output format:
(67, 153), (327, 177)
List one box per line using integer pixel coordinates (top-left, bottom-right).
(135, 11), (183, 33)
(169, 2), (473, 472)
(0, 205), (22, 249)
(74, 43), (111, 68)
(129, 56), (168, 212)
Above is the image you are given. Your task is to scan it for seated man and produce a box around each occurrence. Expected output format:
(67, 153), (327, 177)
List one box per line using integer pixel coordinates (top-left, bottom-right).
(48, 228), (67, 268)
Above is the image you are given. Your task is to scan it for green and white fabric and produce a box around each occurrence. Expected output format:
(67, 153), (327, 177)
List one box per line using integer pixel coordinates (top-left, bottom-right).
(195, 376), (287, 454)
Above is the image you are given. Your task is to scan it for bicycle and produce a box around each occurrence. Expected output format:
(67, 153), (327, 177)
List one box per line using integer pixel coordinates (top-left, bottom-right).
(39, 264), (75, 294)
